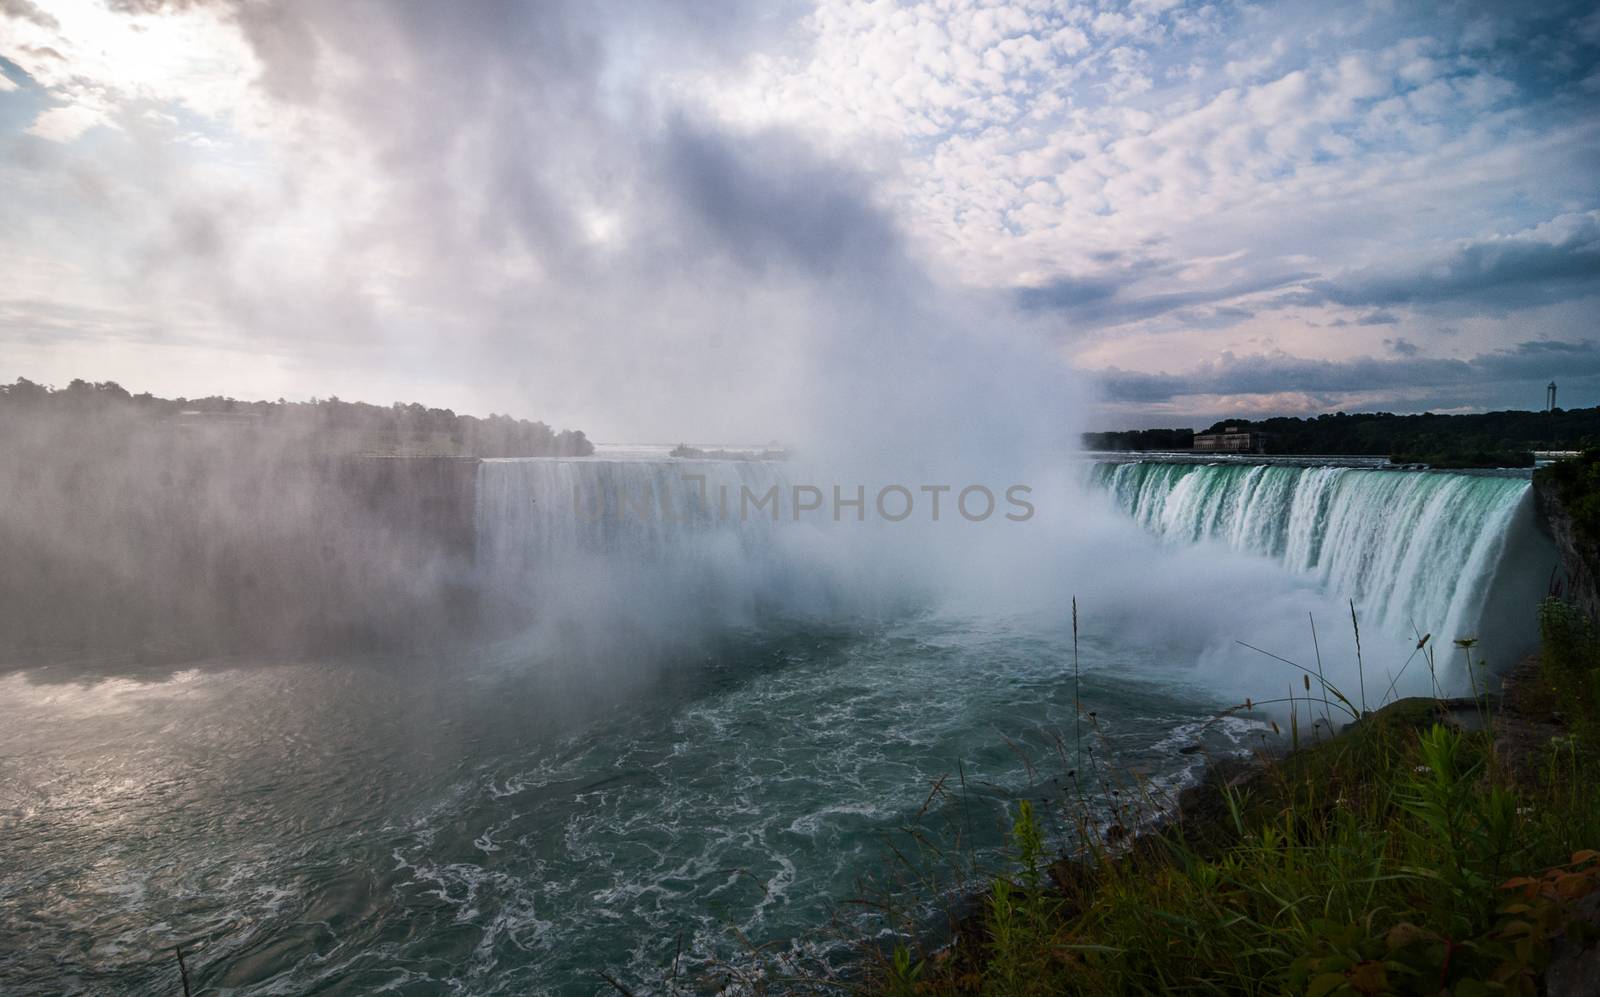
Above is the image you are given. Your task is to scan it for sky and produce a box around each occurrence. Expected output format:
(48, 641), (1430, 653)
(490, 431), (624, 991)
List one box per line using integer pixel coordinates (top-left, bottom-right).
(0, 0), (1597, 439)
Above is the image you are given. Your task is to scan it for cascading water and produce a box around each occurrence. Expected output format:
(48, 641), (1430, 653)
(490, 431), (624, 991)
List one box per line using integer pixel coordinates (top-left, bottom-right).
(1091, 460), (1555, 672)
(17, 453), (1459, 993)
(474, 458), (842, 641)
(477, 458), (790, 573)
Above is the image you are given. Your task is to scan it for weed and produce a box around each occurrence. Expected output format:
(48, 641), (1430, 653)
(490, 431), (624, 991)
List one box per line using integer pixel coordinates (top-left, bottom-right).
(860, 606), (1600, 996)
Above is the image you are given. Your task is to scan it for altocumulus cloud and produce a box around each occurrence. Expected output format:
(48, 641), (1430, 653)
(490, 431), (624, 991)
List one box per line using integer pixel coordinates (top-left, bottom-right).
(1299, 212), (1600, 313)
(0, 0), (1066, 446)
(1099, 340), (1600, 411)
(0, 0), (1598, 428)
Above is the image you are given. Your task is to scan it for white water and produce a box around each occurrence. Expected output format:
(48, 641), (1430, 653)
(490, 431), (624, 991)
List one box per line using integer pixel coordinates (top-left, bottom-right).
(472, 455), (1040, 635)
(1091, 460), (1554, 677)
(476, 458), (791, 576)
(5, 457), (1561, 993)
(473, 458), (891, 663)
(472, 456), (1556, 694)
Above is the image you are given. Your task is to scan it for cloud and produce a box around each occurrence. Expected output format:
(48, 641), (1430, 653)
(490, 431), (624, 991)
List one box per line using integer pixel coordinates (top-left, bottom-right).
(1015, 275), (1121, 311)
(1, 0), (1598, 434)
(0, 0), (1073, 450)
(0, 297), (166, 346)
(0, 0), (58, 30)
(1017, 269), (1315, 328)
(1091, 339), (1600, 409)
(655, 117), (901, 279)
(24, 103), (108, 141)
(0, 0), (261, 139)
(1304, 211), (1600, 311)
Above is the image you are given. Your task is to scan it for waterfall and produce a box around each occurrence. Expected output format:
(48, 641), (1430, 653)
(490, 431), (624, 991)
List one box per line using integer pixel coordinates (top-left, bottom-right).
(477, 458), (790, 568)
(474, 458), (816, 637)
(1091, 461), (1553, 663)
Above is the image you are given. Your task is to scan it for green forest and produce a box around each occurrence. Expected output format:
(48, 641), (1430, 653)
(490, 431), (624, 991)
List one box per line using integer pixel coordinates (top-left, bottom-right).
(0, 377), (593, 458)
(1084, 408), (1600, 462)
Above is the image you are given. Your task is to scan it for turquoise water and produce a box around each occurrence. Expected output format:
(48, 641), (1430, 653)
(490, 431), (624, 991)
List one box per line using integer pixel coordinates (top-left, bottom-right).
(0, 614), (1252, 995)
(0, 457), (1548, 994)
(1090, 461), (1544, 665)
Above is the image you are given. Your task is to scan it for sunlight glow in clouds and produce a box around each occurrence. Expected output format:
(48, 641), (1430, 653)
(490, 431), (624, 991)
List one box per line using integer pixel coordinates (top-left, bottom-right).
(3, 0), (258, 138)
(0, 0), (1597, 436)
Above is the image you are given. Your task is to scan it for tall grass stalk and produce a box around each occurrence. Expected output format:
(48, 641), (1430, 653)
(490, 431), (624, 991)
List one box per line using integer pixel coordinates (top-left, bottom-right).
(859, 603), (1600, 997)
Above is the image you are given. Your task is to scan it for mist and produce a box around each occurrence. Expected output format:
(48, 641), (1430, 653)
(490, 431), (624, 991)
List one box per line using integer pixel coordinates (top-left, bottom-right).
(3, 1), (1367, 700)
(4, 4), (1581, 993)
(0, 0), (1109, 687)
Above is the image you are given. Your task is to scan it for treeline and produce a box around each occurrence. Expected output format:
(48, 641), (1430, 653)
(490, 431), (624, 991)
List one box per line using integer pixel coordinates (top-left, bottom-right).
(0, 376), (589, 660)
(1202, 409), (1600, 457)
(0, 378), (593, 457)
(1085, 408), (1600, 457)
(1081, 427), (1194, 451)
(1538, 450), (1600, 543)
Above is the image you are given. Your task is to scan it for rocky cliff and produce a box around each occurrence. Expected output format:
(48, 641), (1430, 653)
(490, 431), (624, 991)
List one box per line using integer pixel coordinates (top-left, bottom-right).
(1533, 471), (1600, 622)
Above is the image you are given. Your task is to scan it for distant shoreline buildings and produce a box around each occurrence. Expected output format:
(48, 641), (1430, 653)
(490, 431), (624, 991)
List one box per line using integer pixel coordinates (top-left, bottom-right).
(1082, 403), (1595, 459)
(1192, 425), (1269, 454)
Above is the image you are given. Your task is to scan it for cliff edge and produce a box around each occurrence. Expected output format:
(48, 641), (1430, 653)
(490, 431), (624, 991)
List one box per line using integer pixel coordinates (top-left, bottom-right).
(1533, 455), (1600, 622)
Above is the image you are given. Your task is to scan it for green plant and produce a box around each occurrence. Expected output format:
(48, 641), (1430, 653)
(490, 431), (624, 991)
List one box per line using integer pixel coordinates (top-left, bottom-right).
(862, 601), (1600, 997)
(1537, 450), (1600, 545)
(1538, 597), (1599, 674)
(981, 801), (1062, 995)
(1398, 725), (1518, 926)
(884, 944), (924, 997)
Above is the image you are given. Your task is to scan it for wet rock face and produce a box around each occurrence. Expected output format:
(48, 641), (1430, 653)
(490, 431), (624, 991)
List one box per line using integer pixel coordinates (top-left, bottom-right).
(1533, 477), (1600, 622)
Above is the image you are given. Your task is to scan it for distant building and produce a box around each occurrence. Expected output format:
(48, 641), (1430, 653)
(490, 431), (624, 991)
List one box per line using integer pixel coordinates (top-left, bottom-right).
(175, 409), (260, 426)
(1193, 426), (1269, 453)
(1548, 381), (1558, 412)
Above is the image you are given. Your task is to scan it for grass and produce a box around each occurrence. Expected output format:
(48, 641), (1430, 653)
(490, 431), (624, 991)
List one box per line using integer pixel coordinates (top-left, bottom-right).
(862, 600), (1600, 996)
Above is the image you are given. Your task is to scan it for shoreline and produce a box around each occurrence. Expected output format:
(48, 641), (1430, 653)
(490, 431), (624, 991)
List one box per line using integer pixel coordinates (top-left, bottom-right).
(884, 652), (1600, 994)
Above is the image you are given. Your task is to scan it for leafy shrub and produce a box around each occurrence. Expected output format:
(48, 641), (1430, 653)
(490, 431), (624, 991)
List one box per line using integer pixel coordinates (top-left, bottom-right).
(1539, 598), (1599, 674)
(1536, 450), (1600, 544)
(886, 713), (1600, 995)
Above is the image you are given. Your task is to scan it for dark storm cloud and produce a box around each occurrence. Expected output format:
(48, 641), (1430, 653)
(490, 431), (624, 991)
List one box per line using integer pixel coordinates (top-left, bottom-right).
(1015, 276), (1120, 310)
(34, 0), (1586, 431)
(1447, 0), (1600, 93)
(655, 118), (902, 279)
(145, 0), (903, 294)
(73, 0), (1062, 446)
(1024, 210), (1600, 337)
(1300, 213), (1600, 312)
(1094, 339), (1600, 407)
(1016, 270), (1314, 328)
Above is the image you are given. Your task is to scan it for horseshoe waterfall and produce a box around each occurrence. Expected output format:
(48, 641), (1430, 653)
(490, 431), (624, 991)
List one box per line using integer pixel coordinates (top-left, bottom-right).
(1091, 460), (1556, 674)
